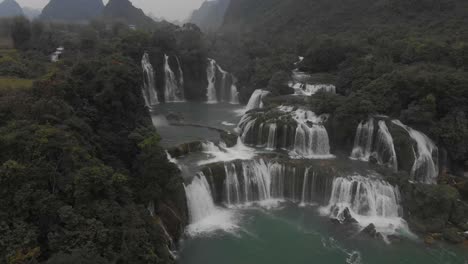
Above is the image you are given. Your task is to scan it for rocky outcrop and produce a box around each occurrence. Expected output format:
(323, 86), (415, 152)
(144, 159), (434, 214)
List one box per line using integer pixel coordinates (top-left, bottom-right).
(189, 0), (231, 32)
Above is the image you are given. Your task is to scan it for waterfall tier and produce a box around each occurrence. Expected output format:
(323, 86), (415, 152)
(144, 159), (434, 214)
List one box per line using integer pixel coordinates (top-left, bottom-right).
(201, 159), (335, 207)
(188, 158), (409, 236)
(141, 52), (159, 106)
(238, 106), (333, 158)
(290, 69), (336, 96)
(206, 58), (239, 104)
(320, 174), (408, 236)
(350, 118), (398, 172)
(392, 120), (439, 184)
(164, 54), (185, 102)
(245, 89), (270, 112)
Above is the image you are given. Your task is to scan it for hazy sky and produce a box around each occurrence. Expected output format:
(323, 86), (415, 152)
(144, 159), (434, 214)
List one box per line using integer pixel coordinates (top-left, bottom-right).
(15, 0), (206, 21)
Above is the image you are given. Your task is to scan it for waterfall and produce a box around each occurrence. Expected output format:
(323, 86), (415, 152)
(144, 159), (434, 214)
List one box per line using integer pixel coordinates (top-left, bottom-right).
(206, 58), (240, 104)
(185, 173), (217, 223)
(184, 172), (239, 235)
(206, 59), (218, 103)
(164, 54), (185, 102)
(350, 118), (375, 161)
(374, 121), (398, 172)
(392, 120), (439, 184)
(204, 159), (334, 207)
(141, 52), (159, 106)
(230, 82), (240, 104)
(238, 107), (332, 158)
(266, 123), (277, 150)
(350, 118), (398, 172)
(294, 84), (336, 96)
(290, 109), (332, 158)
(245, 89), (270, 111)
(321, 175), (409, 236)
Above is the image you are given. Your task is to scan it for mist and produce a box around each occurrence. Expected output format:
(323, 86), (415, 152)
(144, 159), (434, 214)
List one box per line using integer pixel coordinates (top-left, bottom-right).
(14, 0), (206, 21)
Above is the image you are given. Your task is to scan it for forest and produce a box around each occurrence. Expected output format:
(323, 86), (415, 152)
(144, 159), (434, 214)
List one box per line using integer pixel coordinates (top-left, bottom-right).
(0, 17), (195, 264)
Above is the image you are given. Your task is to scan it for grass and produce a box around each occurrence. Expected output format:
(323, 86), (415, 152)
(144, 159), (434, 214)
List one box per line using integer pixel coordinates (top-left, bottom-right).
(0, 77), (34, 93)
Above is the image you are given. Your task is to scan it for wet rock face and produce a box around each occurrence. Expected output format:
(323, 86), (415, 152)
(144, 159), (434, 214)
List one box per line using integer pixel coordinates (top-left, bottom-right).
(341, 207), (358, 224)
(220, 131), (238, 147)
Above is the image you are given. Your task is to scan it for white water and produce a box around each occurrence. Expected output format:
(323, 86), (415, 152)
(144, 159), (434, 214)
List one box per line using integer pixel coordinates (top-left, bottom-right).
(141, 53), (159, 106)
(290, 109), (332, 158)
(237, 106), (333, 158)
(374, 121), (398, 172)
(320, 175), (411, 237)
(198, 139), (256, 165)
(350, 119), (398, 172)
(245, 89), (270, 112)
(350, 118), (375, 161)
(392, 120), (439, 184)
(206, 59), (218, 103)
(294, 84), (336, 96)
(266, 123), (277, 150)
(206, 58), (240, 104)
(164, 54), (185, 102)
(185, 173), (238, 235)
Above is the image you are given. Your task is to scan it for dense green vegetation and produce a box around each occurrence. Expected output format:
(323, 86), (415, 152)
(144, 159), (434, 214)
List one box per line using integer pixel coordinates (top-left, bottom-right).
(209, 0), (468, 174)
(0, 18), (189, 264)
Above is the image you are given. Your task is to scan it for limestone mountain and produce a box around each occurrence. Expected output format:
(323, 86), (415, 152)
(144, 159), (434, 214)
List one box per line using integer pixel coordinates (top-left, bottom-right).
(40, 0), (104, 21)
(0, 0), (24, 18)
(102, 0), (155, 27)
(22, 7), (42, 20)
(189, 0), (231, 32)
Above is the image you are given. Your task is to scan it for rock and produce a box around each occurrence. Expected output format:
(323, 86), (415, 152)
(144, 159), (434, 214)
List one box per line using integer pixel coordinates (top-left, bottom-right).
(361, 223), (380, 238)
(166, 112), (183, 123)
(424, 235), (435, 245)
(342, 208), (358, 224)
(442, 227), (464, 244)
(220, 131), (238, 148)
(167, 141), (203, 158)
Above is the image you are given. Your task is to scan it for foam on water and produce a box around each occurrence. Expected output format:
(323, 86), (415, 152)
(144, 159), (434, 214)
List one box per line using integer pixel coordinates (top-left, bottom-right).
(185, 173), (239, 236)
(198, 139), (256, 165)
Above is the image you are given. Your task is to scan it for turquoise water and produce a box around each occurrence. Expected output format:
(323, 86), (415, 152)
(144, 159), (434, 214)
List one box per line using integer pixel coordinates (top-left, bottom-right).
(152, 102), (242, 147)
(179, 204), (468, 264)
(154, 102), (468, 264)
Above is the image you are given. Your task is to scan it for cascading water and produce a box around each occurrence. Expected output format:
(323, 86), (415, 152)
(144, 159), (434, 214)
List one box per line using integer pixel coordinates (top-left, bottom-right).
(350, 118), (375, 161)
(321, 175), (410, 237)
(141, 52), (159, 106)
(350, 119), (398, 172)
(293, 84), (336, 96)
(266, 123), (277, 150)
(185, 173), (217, 223)
(392, 120), (439, 184)
(164, 54), (185, 102)
(374, 121), (398, 172)
(206, 58), (240, 104)
(245, 89), (270, 111)
(238, 106), (333, 158)
(206, 59), (218, 103)
(202, 159), (335, 207)
(184, 172), (238, 235)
